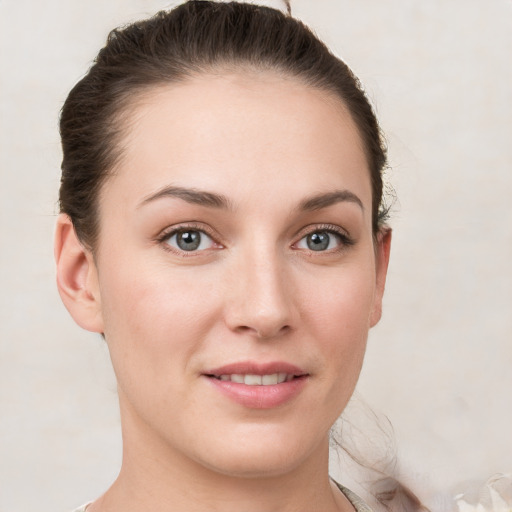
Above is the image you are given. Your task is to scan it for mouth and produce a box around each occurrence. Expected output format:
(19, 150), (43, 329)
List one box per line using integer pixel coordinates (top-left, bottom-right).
(203, 361), (308, 384)
(205, 373), (304, 385)
(203, 362), (309, 408)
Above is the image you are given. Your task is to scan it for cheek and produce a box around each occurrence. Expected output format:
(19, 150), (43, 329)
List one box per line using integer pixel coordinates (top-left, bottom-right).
(298, 261), (376, 395)
(301, 259), (376, 338)
(98, 258), (222, 388)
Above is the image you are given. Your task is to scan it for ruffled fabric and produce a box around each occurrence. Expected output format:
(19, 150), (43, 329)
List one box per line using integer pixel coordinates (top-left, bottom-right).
(336, 481), (374, 511)
(71, 504), (90, 512)
(70, 474), (512, 512)
(455, 474), (512, 512)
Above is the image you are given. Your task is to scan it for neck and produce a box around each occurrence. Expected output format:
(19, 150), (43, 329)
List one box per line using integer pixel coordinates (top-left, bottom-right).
(89, 394), (354, 512)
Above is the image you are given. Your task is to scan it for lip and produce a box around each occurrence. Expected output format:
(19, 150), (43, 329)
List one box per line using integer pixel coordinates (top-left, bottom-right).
(205, 361), (307, 376)
(203, 361), (309, 409)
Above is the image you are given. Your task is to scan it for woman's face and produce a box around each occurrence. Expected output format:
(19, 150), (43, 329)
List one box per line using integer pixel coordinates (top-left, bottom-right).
(81, 72), (390, 477)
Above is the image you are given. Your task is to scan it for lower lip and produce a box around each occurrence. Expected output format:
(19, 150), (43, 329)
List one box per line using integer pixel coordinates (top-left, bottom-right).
(205, 376), (308, 409)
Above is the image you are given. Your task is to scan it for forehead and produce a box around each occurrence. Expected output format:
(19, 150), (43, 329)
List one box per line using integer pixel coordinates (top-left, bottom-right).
(105, 71), (372, 213)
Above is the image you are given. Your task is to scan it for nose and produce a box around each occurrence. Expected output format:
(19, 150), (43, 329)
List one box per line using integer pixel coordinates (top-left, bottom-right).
(224, 247), (296, 339)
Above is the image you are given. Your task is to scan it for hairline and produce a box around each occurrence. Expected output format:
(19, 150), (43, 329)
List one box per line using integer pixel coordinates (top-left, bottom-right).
(86, 65), (376, 252)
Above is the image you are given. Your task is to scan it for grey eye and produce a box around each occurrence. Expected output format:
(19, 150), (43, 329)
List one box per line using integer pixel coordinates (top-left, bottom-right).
(166, 229), (214, 252)
(177, 231), (201, 251)
(296, 230), (342, 252)
(306, 232), (330, 251)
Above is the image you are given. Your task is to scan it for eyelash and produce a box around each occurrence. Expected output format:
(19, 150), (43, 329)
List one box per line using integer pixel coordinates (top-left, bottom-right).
(156, 223), (221, 256)
(293, 224), (355, 253)
(155, 222), (354, 255)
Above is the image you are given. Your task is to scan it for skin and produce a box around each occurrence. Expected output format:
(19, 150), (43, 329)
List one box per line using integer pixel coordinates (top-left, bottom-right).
(55, 71), (391, 512)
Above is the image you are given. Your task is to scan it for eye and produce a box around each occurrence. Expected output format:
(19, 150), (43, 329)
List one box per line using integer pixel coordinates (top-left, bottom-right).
(295, 229), (348, 252)
(164, 229), (216, 252)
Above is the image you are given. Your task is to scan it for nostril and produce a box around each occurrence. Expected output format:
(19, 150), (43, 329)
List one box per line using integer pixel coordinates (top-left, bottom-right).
(232, 323), (291, 339)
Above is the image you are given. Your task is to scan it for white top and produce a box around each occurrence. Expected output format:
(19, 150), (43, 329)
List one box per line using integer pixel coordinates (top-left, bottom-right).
(71, 506), (89, 512)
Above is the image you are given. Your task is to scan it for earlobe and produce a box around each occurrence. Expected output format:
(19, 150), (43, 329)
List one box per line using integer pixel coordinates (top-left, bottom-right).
(54, 214), (104, 333)
(369, 227), (392, 327)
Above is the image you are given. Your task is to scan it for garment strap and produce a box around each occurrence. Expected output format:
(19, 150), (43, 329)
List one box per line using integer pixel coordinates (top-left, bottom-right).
(333, 480), (374, 512)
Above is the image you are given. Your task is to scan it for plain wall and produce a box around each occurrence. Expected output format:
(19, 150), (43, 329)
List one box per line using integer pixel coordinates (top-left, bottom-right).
(1, 1), (511, 511)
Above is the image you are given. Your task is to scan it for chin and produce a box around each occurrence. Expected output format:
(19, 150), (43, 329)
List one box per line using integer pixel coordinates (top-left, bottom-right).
(190, 427), (326, 479)
(200, 452), (308, 479)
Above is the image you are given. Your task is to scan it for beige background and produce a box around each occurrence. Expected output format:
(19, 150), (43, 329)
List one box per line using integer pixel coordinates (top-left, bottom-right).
(0, 1), (511, 511)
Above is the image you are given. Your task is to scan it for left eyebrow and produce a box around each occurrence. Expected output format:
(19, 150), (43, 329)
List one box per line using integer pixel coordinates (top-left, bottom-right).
(297, 190), (364, 212)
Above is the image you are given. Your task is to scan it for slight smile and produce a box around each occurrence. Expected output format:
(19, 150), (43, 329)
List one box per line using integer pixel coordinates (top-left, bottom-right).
(203, 362), (310, 409)
(210, 373), (294, 385)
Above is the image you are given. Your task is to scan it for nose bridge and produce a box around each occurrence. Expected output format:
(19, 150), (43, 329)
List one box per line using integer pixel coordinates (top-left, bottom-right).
(226, 240), (294, 338)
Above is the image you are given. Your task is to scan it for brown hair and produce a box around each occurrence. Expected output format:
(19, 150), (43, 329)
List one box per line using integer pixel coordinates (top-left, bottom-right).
(59, 0), (388, 250)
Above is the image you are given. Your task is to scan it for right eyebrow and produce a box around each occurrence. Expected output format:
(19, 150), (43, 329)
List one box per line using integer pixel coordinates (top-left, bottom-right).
(138, 185), (232, 210)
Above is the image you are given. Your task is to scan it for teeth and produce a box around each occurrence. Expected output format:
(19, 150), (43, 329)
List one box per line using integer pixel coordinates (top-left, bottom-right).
(216, 373), (295, 385)
(244, 374), (262, 385)
(262, 374), (278, 385)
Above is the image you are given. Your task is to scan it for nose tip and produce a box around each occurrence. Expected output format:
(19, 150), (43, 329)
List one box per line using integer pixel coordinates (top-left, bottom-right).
(234, 311), (292, 339)
(224, 254), (295, 340)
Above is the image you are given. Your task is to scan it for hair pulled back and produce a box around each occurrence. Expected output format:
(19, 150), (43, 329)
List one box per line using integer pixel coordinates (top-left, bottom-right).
(59, 0), (388, 249)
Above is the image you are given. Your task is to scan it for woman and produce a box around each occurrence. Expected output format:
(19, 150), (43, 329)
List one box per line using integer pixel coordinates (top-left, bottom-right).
(54, 1), (414, 510)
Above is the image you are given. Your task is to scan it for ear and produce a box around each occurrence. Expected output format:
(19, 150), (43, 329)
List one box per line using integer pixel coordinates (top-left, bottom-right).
(54, 214), (104, 333)
(369, 227), (392, 327)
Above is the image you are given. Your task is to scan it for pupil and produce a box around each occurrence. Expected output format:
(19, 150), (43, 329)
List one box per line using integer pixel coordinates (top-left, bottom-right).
(307, 232), (329, 251)
(177, 231), (201, 251)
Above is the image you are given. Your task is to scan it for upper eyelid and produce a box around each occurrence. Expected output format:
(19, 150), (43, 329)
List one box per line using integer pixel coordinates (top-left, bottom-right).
(156, 224), (222, 256)
(155, 222), (352, 248)
(293, 223), (350, 240)
(292, 224), (355, 251)
(157, 222), (219, 241)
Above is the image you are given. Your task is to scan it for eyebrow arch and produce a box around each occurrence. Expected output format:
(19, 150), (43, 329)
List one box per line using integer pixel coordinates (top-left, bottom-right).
(139, 185), (232, 210)
(298, 190), (364, 212)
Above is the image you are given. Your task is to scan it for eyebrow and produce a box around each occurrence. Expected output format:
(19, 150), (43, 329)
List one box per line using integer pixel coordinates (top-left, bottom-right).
(139, 185), (363, 213)
(298, 190), (364, 212)
(139, 185), (232, 210)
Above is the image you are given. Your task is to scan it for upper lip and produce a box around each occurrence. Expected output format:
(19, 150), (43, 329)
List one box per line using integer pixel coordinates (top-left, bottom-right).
(204, 361), (308, 377)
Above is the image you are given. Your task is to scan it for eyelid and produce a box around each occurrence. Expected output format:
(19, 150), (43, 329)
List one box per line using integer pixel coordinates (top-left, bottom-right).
(156, 222), (223, 254)
(292, 223), (355, 251)
(154, 222), (353, 255)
